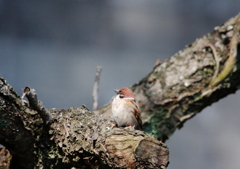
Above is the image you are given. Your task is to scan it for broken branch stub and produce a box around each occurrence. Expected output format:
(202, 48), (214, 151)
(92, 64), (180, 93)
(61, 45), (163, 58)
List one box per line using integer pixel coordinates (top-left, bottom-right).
(22, 86), (52, 124)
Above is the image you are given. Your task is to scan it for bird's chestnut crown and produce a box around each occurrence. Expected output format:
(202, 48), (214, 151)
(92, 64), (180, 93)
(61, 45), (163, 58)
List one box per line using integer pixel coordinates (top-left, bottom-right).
(115, 87), (135, 98)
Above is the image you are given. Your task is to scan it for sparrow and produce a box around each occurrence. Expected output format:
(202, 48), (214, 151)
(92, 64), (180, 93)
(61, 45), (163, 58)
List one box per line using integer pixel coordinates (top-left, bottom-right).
(111, 87), (143, 131)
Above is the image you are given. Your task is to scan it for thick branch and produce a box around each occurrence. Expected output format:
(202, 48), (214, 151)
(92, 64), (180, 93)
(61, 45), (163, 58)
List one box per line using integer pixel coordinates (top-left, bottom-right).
(97, 13), (240, 141)
(0, 79), (42, 168)
(0, 78), (169, 168)
(1, 12), (240, 169)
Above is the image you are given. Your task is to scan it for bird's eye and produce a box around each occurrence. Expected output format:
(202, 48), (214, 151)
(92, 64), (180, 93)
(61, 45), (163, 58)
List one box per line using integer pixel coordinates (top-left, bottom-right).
(119, 94), (124, 98)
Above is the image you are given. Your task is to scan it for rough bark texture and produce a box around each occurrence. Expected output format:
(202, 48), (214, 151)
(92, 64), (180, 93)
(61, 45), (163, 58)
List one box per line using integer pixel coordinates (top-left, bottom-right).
(0, 145), (11, 169)
(0, 78), (169, 168)
(96, 13), (240, 141)
(0, 13), (240, 169)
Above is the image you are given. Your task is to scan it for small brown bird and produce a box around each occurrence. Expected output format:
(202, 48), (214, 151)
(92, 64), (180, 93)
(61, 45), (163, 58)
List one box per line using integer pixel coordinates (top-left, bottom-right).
(111, 87), (143, 130)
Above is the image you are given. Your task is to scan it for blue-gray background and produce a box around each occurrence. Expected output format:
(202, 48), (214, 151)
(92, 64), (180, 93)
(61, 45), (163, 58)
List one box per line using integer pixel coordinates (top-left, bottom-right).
(1, 1), (240, 168)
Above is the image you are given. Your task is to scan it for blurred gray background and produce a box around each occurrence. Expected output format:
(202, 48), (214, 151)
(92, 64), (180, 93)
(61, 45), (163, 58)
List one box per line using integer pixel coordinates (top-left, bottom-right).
(1, 0), (240, 168)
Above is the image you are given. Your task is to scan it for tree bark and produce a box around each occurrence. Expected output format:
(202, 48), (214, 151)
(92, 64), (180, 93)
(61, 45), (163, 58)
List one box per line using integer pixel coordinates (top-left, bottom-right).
(0, 13), (240, 169)
(0, 145), (11, 169)
(96, 13), (240, 141)
(0, 79), (169, 168)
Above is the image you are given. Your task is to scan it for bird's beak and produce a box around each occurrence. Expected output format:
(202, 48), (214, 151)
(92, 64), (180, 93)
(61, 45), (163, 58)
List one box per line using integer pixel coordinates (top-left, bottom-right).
(114, 90), (119, 94)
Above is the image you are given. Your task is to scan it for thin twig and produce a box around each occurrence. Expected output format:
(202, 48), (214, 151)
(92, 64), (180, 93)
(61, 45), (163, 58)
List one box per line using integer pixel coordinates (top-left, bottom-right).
(92, 66), (102, 111)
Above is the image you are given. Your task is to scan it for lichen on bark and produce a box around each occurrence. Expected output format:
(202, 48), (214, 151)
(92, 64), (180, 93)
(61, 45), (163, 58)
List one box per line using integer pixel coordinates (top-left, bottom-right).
(0, 77), (169, 168)
(1, 12), (240, 169)
(97, 13), (240, 142)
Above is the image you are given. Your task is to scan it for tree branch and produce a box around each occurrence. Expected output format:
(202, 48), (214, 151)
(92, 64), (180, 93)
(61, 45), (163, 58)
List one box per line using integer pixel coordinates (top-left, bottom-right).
(96, 13), (240, 141)
(22, 86), (52, 125)
(1, 12), (240, 169)
(0, 79), (41, 168)
(0, 78), (169, 168)
(92, 66), (102, 111)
